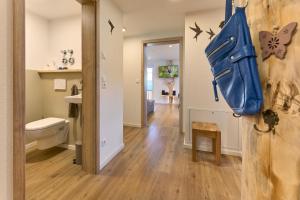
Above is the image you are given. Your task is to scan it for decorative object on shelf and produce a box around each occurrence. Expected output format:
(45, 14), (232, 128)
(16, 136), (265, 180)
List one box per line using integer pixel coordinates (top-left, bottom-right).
(206, 28), (215, 40)
(108, 19), (115, 34)
(259, 22), (297, 60)
(254, 109), (279, 134)
(219, 21), (225, 29)
(61, 50), (68, 65)
(58, 66), (68, 70)
(68, 49), (75, 65)
(189, 22), (203, 41)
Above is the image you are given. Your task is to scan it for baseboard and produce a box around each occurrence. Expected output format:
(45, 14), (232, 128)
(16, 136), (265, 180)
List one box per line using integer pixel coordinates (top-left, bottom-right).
(58, 144), (75, 150)
(100, 143), (125, 170)
(183, 141), (242, 157)
(123, 122), (142, 128)
(25, 141), (37, 153)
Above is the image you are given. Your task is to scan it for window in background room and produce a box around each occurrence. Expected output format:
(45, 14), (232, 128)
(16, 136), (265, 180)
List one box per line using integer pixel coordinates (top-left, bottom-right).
(147, 67), (153, 100)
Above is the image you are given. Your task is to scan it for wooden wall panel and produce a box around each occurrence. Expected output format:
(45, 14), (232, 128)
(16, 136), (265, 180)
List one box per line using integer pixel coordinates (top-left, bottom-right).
(242, 0), (300, 199)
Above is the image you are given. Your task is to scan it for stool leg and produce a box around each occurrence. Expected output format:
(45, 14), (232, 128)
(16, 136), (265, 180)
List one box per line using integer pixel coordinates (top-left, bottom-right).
(192, 132), (197, 162)
(215, 133), (221, 165)
(212, 139), (216, 154)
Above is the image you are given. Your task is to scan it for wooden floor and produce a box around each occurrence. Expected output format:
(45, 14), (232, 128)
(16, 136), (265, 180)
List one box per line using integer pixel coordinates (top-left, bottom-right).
(26, 104), (241, 200)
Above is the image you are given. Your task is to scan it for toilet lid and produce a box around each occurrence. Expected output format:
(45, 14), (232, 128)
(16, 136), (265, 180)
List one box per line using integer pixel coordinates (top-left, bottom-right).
(26, 118), (66, 131)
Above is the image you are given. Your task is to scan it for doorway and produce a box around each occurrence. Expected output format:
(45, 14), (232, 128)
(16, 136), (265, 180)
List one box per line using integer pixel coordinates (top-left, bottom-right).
(141, 37), (183, 132)
(13, 0), (99, 199)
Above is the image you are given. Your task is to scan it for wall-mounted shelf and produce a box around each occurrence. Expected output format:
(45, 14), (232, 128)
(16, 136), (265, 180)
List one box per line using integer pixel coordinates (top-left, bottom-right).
(36, 69), (82, 74)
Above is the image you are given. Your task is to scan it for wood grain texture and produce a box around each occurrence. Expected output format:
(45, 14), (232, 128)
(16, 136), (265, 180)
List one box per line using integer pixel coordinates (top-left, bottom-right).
(81, 2), (99, 174)
(192, 122), (221, 164)
(13, 0), (26, 199)
(26, 105), (241, 200)
(243, 0), (300, 199)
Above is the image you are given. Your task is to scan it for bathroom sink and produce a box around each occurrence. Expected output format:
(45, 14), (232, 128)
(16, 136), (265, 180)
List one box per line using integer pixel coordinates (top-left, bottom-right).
(65, 94), (82, 104)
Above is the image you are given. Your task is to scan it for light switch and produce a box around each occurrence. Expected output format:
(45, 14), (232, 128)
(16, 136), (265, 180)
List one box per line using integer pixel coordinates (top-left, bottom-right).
(101, 76), (107, 89)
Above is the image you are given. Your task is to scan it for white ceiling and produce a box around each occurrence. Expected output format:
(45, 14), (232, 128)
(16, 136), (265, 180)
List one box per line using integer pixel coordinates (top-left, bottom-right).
(112, 0), (224, 37)
(145, 44), (179, 61)
(26, 0), (223, 35)
(26, 0), (81, 20)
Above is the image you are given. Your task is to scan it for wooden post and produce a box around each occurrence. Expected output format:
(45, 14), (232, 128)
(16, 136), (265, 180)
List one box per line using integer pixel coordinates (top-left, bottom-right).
(13, 0), (26, 199)
(242, 0), (300, 199)
(81, 1), (99, 174)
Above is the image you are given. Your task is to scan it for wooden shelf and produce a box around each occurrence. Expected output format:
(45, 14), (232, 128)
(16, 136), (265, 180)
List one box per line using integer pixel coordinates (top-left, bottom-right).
(37, 69), (82, 74)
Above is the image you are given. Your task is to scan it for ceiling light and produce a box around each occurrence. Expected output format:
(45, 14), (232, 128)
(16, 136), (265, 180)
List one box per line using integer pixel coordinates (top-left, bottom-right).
(122, 28), (127, 32)
(169, 45), (173, 48)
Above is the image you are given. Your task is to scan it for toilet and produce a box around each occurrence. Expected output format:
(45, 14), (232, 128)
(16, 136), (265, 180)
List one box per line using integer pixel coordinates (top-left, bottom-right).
(26, 118), (70, 150)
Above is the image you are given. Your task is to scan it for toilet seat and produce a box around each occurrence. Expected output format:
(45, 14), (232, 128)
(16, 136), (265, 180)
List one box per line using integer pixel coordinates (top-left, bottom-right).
(26, 118), (66, 131)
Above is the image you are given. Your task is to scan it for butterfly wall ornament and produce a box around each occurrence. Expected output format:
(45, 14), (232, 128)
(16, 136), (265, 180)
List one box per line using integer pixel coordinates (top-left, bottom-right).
(259, 22), (298, 60)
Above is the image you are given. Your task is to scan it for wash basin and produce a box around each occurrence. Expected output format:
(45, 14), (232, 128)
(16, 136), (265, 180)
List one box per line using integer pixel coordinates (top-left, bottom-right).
(65, 94), (82, 104)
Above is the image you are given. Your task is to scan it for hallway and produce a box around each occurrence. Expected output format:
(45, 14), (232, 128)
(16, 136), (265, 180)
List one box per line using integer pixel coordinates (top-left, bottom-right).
(26, 104), (241, 200)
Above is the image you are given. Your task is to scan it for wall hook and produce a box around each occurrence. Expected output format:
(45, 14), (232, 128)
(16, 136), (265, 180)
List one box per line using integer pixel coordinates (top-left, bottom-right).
(254, 109), (279, 134)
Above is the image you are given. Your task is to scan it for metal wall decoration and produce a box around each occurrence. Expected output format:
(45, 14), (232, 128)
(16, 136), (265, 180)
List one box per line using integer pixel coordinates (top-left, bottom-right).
(259, 22), (298, 60)
(189, 22), (203, 41)
(254, 109), (279, 134)
(108, 19), (115, 34)
(206, 28), (215, 40)
(189, 21), (225, 41)
(219, 21), (225, 29)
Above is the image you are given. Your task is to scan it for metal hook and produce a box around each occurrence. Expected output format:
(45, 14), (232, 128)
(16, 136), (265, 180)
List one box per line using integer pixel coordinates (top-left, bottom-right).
(253, 109), (279, 134)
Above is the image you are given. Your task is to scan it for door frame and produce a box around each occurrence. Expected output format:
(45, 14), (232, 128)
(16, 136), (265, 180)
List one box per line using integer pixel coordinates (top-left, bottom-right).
(13, 0), (100, 199)
(141, 37), (184, 133)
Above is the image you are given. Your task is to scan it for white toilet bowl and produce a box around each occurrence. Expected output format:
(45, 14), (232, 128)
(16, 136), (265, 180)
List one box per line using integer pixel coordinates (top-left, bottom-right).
(26, 118), (70, 150)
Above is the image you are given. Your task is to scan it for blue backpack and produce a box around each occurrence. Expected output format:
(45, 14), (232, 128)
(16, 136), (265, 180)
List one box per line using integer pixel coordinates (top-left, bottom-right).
(205, 0), (263, 116)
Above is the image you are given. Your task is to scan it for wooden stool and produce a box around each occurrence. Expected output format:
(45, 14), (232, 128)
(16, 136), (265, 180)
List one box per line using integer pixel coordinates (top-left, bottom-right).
(192, 122), (221, 165)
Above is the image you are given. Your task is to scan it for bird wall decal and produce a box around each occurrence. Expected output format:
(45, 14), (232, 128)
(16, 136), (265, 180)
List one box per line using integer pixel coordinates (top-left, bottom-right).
(108, 19), (115, 34)
(219, 21), (225, 29)
(189, 22), (203, 41)
(206, 28), (215, 40)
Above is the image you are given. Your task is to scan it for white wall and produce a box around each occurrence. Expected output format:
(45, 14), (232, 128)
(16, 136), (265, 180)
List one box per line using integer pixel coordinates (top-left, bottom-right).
(123, 32), (183, 127)
(25, 12), (81, 69)
(49, 16), (81, 68)
(0, 0), (12, 199)
(99, 0), (124, 169)
(26, 11), (49, 68)
(184, 9), (242, 155)
(146, 59), (180, 104)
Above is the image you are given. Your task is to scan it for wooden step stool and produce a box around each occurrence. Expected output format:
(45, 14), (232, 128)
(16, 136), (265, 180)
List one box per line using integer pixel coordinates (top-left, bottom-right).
(192, 122), (221, 165)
